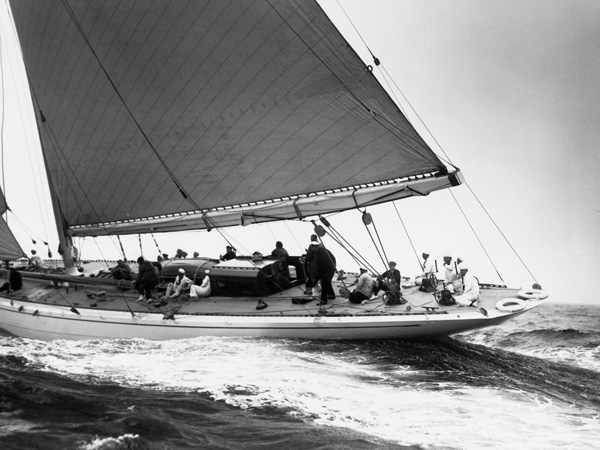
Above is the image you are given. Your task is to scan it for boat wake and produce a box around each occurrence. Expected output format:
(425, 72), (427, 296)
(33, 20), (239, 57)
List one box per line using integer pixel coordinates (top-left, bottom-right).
(1, 334), (598, 450)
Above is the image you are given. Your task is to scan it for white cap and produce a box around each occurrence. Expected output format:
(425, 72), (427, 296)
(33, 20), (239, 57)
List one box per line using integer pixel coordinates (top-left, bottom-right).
(178, 268), (185, 274)
(458, 262), (469, 270)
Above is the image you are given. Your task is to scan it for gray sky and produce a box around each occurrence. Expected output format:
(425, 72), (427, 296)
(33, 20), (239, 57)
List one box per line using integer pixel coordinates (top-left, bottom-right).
(1, 0), (598, 303)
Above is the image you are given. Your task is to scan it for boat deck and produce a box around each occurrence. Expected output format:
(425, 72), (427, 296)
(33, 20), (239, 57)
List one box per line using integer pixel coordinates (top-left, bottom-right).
(5, 270), (518, 319)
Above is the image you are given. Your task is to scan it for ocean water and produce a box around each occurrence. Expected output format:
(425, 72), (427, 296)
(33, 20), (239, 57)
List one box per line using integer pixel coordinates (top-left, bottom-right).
(0, 302), (598, 450)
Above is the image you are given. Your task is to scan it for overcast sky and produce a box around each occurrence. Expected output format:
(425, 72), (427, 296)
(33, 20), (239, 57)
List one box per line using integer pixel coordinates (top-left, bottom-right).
(1, 1), (598, 304)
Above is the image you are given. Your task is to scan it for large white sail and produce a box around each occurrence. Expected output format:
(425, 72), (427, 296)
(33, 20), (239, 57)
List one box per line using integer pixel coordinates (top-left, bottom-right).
(8, 0), (461, 236)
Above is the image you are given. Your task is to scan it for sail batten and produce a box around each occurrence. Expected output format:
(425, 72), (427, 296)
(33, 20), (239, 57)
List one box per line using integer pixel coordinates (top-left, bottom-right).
(10, 0), (453, 232)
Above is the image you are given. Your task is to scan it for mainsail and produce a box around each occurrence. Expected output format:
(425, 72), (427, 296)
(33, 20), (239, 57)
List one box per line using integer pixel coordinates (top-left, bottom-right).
(0, 189), (26, 260)
(9, 0), (461, 236)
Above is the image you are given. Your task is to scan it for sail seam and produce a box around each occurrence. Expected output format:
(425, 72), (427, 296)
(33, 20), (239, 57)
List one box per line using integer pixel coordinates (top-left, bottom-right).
(59, 0), (201, 212)
(266, 0), (437, 163)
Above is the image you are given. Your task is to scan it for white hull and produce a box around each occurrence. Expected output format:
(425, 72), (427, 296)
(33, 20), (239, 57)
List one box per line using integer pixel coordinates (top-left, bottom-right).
(0, 295), (541, 341)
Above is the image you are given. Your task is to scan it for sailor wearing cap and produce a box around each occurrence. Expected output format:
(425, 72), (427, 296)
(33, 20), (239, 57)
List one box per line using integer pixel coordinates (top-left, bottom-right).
(382, 261), (401, 287)
(165, 267), (193, 299)
(453, 261), (480, 307)
(349, 268), (374, 304)
(442, 254), (461, 293)
(421, 252), (434, 275)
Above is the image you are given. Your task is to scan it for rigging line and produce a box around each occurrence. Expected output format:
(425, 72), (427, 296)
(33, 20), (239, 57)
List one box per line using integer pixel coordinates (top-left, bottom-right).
(2, 1), (54, 242)
(29, 82), (132, 242)
(0, 30), (5, 208)
(326, 1), (449, 160)
(2, 15), (56, 243)
(391, 201), (422, 270)
(266, 222), (277, 244)
(320, 218), (377, 274)
(333, 0), (377, 62)
(463, 183), (538, 284)
(19, 62), (98, 236)
(59, 0), (200, 210)
(266, 1), (427, 154)
(379, 64), (454, 164)
(6, 210), (46, 242)
(117, 235), (127, 261)
(324, 226), (364, 269)
(448, 189), (505, 283)
(360, 222), (386, 278)
(150, 233), (162, 256)
(368, 217), (391, 275)
(200, 210), (249, 254)
(283, 220), (302, 254)
(92, 237), (112, 269)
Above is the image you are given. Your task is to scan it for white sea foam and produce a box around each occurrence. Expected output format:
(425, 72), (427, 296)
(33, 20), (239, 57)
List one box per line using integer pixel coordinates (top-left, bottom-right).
(78, 433), (140, 450)
(1, 336), (599, 450)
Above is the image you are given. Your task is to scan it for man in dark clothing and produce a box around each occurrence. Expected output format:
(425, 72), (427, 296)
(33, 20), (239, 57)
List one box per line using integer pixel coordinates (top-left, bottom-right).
(112, 260), (132, 281)
(221, 246), (236, 261)
(382, 261), (401, 287)
(305, 236), (336, 304)
(134, 257), (159, 302)
(271, 241), (289, 258)
(0, 268), (22, 293)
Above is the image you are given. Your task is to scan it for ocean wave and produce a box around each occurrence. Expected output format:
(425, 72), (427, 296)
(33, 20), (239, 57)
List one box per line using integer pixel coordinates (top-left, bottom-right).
(1, 335), (599, 450)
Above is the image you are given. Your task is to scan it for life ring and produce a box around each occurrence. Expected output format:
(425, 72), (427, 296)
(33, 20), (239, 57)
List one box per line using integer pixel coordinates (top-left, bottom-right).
(517, 289), (548, 300)
(495, 298), (527, 312)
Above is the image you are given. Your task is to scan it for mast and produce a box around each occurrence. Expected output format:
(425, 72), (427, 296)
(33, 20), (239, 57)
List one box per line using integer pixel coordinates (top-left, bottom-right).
(35, 112), (75, 271)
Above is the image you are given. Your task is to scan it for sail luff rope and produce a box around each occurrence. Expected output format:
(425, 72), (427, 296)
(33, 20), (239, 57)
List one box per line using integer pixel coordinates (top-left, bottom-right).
(59, 0), (200, 211)
(266, 0), (435, 159)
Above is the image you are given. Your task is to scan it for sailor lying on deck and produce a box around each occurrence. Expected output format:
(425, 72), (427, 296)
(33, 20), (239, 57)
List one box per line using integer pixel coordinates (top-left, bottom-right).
(189, 275), (211, 298)
(165, 268), (192, 299)
(453, 262), (480, 307)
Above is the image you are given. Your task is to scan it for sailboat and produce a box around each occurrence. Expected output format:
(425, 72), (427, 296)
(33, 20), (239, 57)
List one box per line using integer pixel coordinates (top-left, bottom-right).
(0, 0), (547, 341)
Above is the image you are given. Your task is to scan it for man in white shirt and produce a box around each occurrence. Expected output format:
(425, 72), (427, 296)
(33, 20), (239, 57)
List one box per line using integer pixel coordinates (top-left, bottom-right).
(165, 268), (192, 299)
(454, 262), (480, 307)
(418, 252), (436, 292)
(442, 254), (461, 293)
(349, 268), (374, 304)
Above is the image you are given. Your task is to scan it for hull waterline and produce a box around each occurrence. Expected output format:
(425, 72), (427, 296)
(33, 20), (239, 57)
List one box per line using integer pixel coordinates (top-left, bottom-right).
(0, 295), (543, 341)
